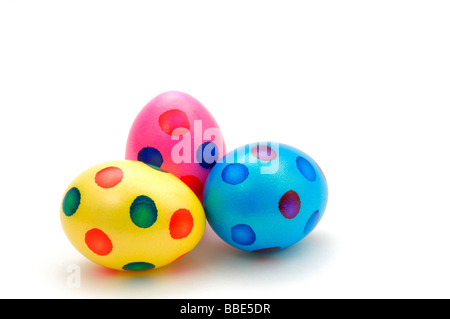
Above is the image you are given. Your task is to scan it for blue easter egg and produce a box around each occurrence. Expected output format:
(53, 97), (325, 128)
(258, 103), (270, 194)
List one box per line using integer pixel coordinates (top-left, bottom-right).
(203, 142), (328, 252)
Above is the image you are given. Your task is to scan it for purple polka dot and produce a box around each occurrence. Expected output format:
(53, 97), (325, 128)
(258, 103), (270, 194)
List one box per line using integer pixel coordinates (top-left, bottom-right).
(251, 145), (277, 161)
(278, 190), (301, 219)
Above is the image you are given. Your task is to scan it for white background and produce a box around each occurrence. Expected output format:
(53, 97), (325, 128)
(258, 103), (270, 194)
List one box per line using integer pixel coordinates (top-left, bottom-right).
(1, 1), (449, 299)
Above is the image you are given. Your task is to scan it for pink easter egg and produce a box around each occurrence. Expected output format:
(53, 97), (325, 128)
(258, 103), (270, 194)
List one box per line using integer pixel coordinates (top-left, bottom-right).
(125, 91), (226, 202)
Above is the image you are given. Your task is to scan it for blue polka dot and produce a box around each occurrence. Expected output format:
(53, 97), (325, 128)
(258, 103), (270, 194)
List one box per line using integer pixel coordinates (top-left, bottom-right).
(221, 164), (249, 185)
(138, 147), (163, 167)
(196, 142), (219, 169)
(304, 210), (320, 235)
(296, 156), (316, 181)
(231, 224), (256, 245)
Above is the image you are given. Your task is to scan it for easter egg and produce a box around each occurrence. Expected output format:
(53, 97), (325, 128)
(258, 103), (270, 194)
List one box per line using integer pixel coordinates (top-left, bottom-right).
(203, 142), (328, 252)
(125, 91), (226, 202)
(60, 160), (206, 271)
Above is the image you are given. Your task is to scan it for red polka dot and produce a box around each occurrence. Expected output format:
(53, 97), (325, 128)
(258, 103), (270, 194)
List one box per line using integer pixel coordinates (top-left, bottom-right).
(180, 175), (203, 199)
(169, 209), (193, 239)
(251, 145), (277, 161)
(158, 109), (190, 136)
(85, 228), (113, 256)
(95, 166), (123, 189)
(172, 252), (189, 263)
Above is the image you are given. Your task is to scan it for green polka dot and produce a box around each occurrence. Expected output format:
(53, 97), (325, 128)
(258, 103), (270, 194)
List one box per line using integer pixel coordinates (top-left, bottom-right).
(130, 195), (158, 228)
(146, 164), (168, 173)
(122, 262), (155, 271)
(63, 187), (81, 216)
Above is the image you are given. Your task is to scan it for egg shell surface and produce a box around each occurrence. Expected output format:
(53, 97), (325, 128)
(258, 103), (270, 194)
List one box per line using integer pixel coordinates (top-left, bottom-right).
(60, 160), (206, 271)
(125, 91), (226, 202)
(203, 142), (328, 252)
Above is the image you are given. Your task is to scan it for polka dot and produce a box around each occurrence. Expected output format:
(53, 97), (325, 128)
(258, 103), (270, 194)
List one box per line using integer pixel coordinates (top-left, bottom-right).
(95, 166), (123, 189)
(278, 190), (301, 219)
(62, 187), (81, 217)
(180, 175), (203, 199)
(130, 195), (158, 228)
(296, 156), (316, 182)
(172, 252), (189, 263)
(253, 247), (281, 253)
(146, 164), (168, 173)
(85, 228), (113, 256)
(231, 224), (256, 246)
(251, 145), (277, 161)
(169, 209), (194, 239)
(221, 164), (249, 185)
(137, 147), (163, 167)
(196, 141), (219, 169)
(122, 262), (155, 271)
(158, 109), (190, 136)
(304, 210), (320, 235)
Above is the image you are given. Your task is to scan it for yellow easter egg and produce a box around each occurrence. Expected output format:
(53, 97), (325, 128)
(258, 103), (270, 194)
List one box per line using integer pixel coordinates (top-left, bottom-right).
(60, 160), (205, 271)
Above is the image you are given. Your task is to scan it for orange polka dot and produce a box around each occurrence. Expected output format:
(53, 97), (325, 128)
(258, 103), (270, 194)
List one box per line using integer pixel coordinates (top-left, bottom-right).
(169, 209), (193, 239)
(95, 166), (123, 189)
(85, 228), (113, 256)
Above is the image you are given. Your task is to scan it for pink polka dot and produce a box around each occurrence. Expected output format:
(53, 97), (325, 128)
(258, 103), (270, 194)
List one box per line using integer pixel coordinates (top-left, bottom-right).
(251, 145), (277, 161)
